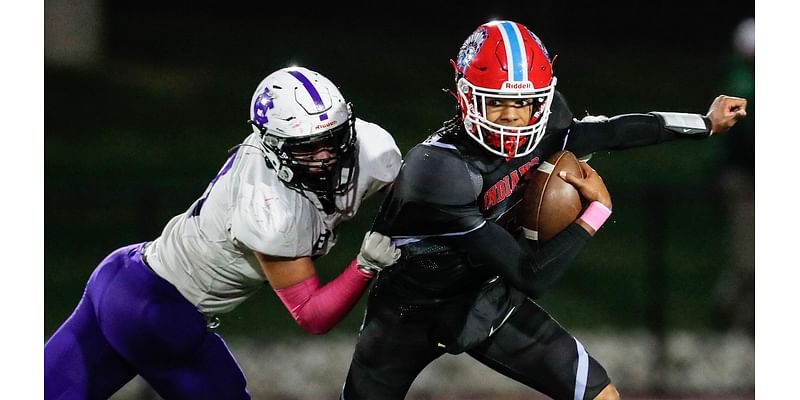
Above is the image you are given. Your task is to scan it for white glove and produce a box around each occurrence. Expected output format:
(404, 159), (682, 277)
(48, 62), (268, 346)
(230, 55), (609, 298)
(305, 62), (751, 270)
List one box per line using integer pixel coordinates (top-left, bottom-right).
(356, 231), (401, 275)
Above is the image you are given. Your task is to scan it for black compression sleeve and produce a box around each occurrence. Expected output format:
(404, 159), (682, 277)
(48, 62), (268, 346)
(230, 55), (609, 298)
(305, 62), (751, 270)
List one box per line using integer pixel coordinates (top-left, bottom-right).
(565, 113), (710, 158)
(442, 221), (591, 299)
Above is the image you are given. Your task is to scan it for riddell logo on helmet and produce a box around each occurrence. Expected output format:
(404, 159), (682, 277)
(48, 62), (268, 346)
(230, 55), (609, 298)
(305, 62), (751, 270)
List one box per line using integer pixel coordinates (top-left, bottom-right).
(503, 81), (533, 90)
(314, 120), (338, 130)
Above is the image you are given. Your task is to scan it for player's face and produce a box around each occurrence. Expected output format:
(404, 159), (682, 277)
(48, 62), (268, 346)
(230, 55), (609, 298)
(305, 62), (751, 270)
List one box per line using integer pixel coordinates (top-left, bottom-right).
(292, 145), (338, 174)
(484, 98), (534, 127)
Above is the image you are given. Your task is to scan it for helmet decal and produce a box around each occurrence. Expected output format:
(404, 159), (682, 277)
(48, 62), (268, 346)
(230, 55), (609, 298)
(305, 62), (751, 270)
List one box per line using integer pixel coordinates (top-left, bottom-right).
(457, 26), (487, 72)
(527, 29), (550, 61)
(252, 87), (275, 127)
(287, 69), (329, 121)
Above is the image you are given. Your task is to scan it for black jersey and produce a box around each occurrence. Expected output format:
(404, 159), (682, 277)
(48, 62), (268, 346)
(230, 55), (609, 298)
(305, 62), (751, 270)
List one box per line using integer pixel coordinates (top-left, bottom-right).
(370, 91), (707, 352)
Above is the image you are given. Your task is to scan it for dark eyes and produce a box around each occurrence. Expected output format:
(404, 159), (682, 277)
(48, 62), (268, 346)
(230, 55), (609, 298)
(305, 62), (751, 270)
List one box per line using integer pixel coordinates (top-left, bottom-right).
(515, 99), (534, 107)
(487, 99), (537, 108)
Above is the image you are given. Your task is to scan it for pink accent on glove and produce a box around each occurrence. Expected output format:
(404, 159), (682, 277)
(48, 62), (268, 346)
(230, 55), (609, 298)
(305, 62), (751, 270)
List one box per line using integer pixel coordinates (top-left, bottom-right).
(579, 201), (612, 231)
(274, 259), (372, 335)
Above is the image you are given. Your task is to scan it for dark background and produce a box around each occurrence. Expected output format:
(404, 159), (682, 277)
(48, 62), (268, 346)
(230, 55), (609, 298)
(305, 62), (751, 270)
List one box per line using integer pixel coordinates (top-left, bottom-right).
(45, 1), (755, 341)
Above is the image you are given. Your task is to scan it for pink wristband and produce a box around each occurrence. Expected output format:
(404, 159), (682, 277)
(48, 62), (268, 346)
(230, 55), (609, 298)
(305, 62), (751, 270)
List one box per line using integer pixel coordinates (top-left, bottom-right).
(579, 201), (612, 231)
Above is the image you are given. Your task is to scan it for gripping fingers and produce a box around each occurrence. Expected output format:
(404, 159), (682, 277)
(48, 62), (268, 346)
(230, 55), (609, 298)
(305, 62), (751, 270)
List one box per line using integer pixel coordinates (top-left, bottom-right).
(579, 162), (596, 178)
(558, 162), (596, 186)
(729, 98), (748, 119)
(558, 170), (581, 187)
(359, 231), (401, 271)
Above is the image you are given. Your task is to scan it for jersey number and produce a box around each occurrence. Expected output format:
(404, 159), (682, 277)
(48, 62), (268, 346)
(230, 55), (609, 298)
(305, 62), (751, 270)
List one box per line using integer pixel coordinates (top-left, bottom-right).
(312, 229), (333, 254)
(189, 151), (238, 218)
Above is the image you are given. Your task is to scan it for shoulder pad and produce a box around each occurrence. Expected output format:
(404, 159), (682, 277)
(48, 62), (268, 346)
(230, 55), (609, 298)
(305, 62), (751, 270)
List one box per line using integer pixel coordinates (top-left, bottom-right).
(394, 144), (481, 206)
(355, 118), (403, 183)
(230, 181), (319, 257)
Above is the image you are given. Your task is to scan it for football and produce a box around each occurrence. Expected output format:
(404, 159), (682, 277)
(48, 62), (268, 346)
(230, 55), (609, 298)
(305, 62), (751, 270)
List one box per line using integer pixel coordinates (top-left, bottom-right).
(521, 150), (585, 242)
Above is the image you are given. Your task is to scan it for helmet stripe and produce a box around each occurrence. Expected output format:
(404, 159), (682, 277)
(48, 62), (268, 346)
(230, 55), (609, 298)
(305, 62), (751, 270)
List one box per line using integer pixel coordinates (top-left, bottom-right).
(498, 21), (527, 82)
(498, 21), (528, 81)
(287, 70), (329, 121)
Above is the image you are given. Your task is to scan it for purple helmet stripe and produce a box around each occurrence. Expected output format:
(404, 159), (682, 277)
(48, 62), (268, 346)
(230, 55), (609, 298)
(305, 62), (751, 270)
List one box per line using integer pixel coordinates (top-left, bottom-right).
(287, 70), (329, 121)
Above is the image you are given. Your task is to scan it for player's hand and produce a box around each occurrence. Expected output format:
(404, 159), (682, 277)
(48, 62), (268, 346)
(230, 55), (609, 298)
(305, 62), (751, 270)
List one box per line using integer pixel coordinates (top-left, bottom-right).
(356, 231), (401, 275)
(706, 95), (747, 135)
(559, 162), (612, 210)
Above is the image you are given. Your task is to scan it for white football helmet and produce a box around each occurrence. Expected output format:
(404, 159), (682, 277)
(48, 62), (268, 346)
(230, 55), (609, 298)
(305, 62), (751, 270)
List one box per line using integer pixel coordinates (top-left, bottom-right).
(249, 67), (357, 196)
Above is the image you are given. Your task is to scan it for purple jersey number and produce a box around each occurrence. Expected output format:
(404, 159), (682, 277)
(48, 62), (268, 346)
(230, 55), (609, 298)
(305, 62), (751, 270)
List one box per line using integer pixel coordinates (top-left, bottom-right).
(189, 150), (238, 217)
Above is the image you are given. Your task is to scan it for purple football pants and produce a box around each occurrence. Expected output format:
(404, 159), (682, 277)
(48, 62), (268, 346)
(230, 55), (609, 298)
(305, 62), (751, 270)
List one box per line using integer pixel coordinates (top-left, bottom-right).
(44, 243), (250, 400)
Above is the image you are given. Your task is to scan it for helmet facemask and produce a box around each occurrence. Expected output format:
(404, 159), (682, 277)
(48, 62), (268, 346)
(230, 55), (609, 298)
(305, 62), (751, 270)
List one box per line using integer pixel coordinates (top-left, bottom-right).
(259, 114), (357, 197)
(458, 76), (556, 159)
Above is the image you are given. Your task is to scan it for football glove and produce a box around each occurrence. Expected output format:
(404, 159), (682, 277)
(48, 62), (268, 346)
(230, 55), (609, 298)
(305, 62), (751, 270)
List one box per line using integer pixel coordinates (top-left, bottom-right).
(356, 231), (401, 275)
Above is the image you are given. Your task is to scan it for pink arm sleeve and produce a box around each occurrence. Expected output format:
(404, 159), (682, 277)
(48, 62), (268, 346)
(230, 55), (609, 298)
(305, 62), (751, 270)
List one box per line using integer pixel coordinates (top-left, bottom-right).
(273, 259), (373, 335)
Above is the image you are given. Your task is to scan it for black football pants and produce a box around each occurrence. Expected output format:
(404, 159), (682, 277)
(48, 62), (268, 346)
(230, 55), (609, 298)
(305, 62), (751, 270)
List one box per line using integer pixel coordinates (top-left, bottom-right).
(340, 294), (611, 400)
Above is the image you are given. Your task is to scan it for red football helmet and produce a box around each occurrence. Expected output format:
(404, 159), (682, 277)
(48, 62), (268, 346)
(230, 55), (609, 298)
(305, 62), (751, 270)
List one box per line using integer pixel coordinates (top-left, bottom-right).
(454, 20), (556, 159)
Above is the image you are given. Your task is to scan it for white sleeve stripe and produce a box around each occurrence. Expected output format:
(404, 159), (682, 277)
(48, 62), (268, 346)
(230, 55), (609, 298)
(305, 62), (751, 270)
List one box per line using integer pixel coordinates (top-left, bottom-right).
(391, 221), (487, 247)
(654, 112), (706, 130)
(426, 141), (458, 150)
(573, 337), (589, 400)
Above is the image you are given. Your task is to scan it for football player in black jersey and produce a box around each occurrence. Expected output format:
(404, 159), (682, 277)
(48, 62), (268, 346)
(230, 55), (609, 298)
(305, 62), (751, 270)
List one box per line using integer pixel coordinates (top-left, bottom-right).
(340, 20), (747, 400)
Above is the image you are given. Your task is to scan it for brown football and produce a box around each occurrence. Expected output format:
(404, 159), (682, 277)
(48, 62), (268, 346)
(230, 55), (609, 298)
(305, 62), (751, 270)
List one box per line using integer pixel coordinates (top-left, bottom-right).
(521, 150), (585, 242)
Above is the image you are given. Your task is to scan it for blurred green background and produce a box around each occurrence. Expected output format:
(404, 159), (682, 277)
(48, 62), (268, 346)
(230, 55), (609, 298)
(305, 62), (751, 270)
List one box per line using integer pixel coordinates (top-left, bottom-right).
(45, 1), (754, 342)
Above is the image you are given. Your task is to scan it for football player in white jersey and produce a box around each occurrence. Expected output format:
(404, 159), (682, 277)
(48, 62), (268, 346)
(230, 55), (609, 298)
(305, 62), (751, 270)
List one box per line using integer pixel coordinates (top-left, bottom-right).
(44, 66), (403, 400)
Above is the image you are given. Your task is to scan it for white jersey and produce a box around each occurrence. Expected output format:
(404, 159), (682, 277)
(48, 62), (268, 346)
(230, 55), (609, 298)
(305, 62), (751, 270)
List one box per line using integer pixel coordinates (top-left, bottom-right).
(144, 118), (401, 315)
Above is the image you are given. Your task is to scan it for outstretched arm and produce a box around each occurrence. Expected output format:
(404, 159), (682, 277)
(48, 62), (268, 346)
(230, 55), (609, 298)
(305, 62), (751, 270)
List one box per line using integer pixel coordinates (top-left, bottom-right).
(565, 95), (748, 158)
(259, 232), (400, 335)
